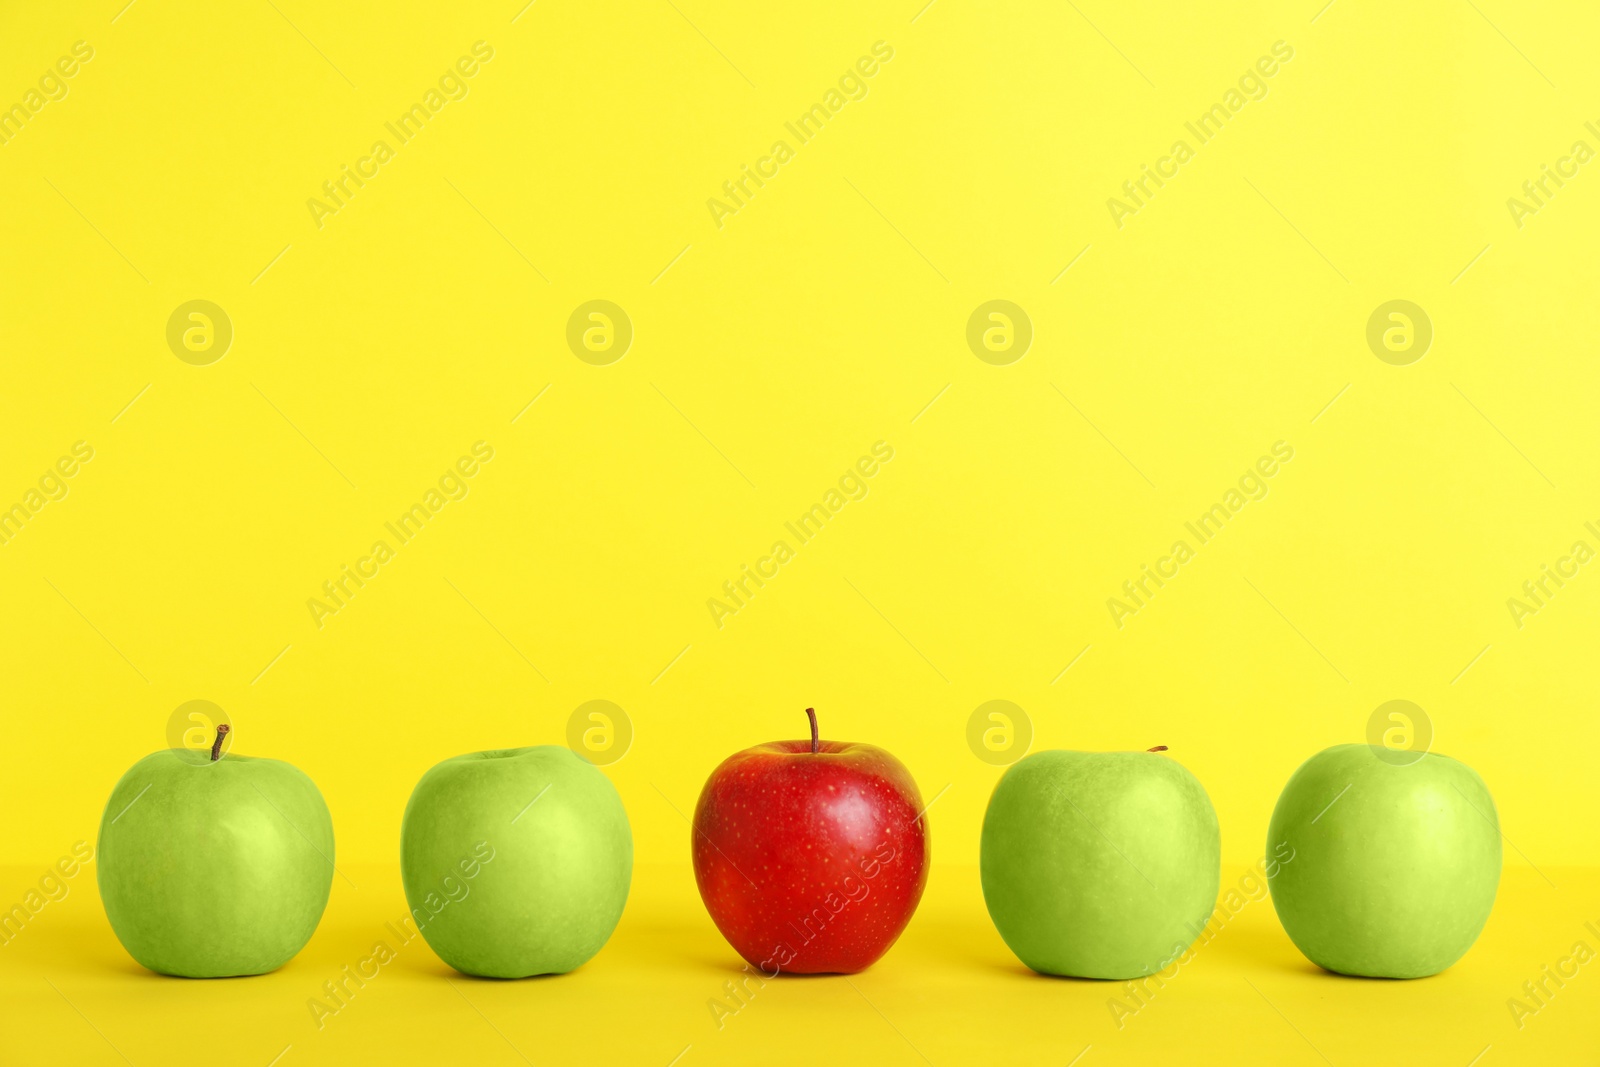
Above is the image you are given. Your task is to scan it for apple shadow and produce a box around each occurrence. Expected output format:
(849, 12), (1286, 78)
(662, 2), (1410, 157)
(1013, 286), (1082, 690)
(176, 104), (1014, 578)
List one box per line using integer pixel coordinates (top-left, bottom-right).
(147, 969), (282, 981)
(1206, 924), (1436, 981)
(984, 961), (1156, 984)
(1296, 961), (1432, 983)
(387, 952), (564, 981)
(445, 969), (564, 983)
(49, 936), (284, 981)
(98, 956), (296, 981)
(75, 948), (152, 979)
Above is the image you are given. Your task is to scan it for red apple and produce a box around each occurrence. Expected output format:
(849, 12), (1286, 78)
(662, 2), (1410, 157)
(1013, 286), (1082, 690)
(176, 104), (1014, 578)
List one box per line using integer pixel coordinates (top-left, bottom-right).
(691, 707), (929, 974)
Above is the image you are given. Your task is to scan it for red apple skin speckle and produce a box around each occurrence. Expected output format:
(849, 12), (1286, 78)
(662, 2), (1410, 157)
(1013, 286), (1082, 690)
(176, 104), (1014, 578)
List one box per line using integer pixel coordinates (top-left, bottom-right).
(691, 738), (929, 975)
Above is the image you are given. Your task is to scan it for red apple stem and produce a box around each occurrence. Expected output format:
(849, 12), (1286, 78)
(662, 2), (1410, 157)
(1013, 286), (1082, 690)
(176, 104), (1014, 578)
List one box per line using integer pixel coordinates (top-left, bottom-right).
(211, 724), (230, 761)
(1148, 745), (1167, 752)
(805, 707), (819, 754)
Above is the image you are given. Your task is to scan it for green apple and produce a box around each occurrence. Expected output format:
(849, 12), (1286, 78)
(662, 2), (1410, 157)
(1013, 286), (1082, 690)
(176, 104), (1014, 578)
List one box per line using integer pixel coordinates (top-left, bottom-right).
(980, 748), (1220, 979)
(98, 728), (334, 977)
(1267, 744), (1501, 978)
(400, 745), (631, 977)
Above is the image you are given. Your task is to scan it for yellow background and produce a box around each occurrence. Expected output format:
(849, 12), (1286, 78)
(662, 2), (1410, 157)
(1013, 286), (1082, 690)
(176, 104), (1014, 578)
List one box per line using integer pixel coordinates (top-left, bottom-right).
(2, 0), (1597, 1063)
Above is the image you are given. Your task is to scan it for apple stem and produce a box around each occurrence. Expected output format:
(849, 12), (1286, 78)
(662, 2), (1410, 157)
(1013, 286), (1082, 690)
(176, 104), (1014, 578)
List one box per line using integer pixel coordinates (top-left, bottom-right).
(211, 724), (230, 761)
(1148, 745), (1167, 752)
(805, 707), (819, 754)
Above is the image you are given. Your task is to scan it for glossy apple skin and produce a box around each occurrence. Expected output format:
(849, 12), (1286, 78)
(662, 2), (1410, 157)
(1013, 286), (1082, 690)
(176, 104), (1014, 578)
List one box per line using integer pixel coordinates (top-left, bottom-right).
(980, 750), (1220, 979)
(401, 746), (632, 978)
(98, 749), (334, 977)
(1267, 744), (1501, 978)
(692, 740), (928, 974)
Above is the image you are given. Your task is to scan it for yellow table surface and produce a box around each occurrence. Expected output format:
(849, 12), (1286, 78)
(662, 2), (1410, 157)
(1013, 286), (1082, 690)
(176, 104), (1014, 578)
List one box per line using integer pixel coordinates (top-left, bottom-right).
(4, 0), (1600, 1063)
(2, 863), (1594, 1066)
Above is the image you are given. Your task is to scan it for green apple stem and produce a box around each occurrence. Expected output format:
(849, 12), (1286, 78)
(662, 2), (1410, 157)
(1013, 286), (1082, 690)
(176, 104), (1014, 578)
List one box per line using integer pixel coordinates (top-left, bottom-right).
(805, 707), (819, 754)
(1148, 745), (1167, 752)
(211, 724), (230, 761)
